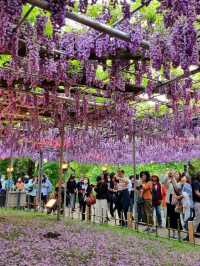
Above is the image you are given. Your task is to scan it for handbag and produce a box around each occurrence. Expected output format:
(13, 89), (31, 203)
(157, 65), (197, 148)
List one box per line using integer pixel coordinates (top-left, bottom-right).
(86, 194), (96, 206)
(171, 192), (178, 205)
(137, 197), (145, 206)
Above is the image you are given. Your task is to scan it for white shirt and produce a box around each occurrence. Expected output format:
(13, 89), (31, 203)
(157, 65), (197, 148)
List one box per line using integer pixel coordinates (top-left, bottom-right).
(128, 180), (132, 193)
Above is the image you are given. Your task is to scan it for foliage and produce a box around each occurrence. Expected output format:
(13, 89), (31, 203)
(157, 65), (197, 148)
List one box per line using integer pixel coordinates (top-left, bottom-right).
(42, 160), (186, 184)
(43, 161), (59, 187)
(0, 158), (34, 181)
(0, 55), (11, 67)
(0, 159), (10, 177)
(0, 158), (189, 185)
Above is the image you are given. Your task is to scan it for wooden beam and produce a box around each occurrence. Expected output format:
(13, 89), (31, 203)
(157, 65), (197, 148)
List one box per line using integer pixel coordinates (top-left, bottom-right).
(18, 39), (149, 62)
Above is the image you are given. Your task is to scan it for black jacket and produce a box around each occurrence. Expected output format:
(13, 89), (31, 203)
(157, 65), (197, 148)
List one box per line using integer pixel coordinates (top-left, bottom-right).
(67, 180), (76, 194)
(95, 182), (108, 200)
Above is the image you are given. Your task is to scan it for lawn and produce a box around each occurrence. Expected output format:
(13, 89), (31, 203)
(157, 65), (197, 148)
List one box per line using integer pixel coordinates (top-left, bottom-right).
(0, 209), (200, 266)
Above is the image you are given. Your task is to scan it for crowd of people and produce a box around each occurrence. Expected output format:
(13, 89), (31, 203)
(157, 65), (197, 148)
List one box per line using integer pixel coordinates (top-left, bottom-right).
(0, 175), (52, 208)
(64, 169), (200, 241)
(0, 167), (200, 241)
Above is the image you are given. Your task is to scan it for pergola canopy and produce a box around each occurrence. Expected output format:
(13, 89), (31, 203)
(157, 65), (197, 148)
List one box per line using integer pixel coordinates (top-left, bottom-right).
(0, 0), (200, 164)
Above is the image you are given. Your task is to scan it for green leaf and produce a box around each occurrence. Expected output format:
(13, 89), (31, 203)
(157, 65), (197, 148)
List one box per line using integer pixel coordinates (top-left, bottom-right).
(140, 0), (160, 22)
(68, 59), (82, 75)
(87, 4), (103, 18)
(109, 5), (122, 25)
(96, 66), (108, 81)
(22, 4), (45, 24)
(44, 17), (53, 37)
(0, 55), (12, 67)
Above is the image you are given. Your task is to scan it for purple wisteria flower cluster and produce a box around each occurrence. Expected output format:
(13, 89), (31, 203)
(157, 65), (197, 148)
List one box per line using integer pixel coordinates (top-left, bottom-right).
(0, 214), (200, 266)
(1, 0), (200, 167)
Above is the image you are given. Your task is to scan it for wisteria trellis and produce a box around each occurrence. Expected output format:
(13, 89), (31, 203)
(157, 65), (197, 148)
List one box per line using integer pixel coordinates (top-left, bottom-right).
(0, 0), (200, 164)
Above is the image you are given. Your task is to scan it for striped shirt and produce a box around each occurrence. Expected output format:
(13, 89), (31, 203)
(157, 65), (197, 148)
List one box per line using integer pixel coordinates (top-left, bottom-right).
(117, 177), (129, 191)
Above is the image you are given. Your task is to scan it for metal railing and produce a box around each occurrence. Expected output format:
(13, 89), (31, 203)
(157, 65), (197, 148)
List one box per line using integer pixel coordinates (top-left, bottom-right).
(1, 193), (199, 246)
(63, 206), (200, 246)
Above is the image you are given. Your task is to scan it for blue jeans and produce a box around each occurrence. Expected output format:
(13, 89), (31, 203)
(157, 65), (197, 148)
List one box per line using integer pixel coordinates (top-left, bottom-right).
(154, 205), (162, 226)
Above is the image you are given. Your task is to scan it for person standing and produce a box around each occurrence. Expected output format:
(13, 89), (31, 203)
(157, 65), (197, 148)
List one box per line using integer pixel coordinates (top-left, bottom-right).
(141, 171), (153, 231)
(66, 175), (77, 211)
(136, 176), (145, 223)
(107, 173), (117, 218)
(81, 178), (92, 221)
(27, 177), (37, 209)
(41, 175), (52, 208)
(116, 170), (130, 227)
(94, 175), (108, 223)
(3, 176), (14, 191)
(152, 175), (162, 227)
(128, 175), (135, 218)
(77, 177), (85, 211)
(179, 175), (193, 230)
(192, 172), (200, 234)
(0, 180), (6, 207)
(161, 181), (168, 227)
(165, 171), (182, 239)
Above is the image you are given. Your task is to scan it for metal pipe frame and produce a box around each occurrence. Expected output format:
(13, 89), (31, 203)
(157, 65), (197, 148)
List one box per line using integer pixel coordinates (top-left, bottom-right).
(27, 0), (149, 48)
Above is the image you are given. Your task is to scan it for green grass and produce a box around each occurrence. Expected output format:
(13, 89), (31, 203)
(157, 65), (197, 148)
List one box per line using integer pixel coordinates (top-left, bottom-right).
(96, 223), (200, 252)
(0, 208), (56, 223)
(1, 209), (200, 253)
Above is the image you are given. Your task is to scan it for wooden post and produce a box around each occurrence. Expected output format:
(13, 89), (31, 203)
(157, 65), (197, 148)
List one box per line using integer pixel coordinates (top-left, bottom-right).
(93, 207), (96, 224)
(86, 206), (90, 222)
(188, 221), (195, 244)
(127, 212), (133, 228)
(57, 127), (65, 221)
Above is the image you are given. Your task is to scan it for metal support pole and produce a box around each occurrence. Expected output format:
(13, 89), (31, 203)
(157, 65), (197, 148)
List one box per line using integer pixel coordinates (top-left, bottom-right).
(132, 131), (138, 223)
(38, 150), (43, 210)
(57, 127), (65, 221)
(63, 171), (67, 218)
